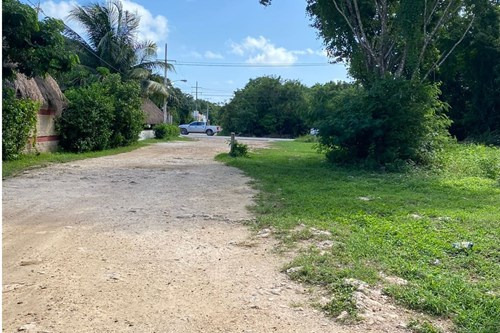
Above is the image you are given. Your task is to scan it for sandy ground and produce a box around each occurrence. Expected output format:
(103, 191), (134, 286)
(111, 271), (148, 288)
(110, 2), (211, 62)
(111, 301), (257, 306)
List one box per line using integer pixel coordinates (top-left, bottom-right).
(3, 138), (420, 333)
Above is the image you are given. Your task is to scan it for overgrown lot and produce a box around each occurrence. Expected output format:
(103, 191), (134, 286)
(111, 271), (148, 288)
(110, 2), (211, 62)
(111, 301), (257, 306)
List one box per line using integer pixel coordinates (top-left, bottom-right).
(218, 142), (500, 333)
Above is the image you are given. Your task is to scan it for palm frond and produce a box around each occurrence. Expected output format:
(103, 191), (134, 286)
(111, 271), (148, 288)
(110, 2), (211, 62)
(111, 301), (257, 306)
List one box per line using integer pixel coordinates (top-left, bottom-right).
(142, 80), (168, 96)
(128, 67), (150, 80)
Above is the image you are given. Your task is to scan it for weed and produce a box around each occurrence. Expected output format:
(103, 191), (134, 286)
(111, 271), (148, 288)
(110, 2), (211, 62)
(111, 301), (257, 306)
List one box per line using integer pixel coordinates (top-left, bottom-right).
(408, 319), (442, 333)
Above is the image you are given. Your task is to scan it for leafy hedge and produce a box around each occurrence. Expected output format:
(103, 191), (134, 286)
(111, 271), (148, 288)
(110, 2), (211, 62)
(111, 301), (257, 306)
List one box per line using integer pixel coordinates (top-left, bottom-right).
(2, 88), (39, 160)
(153, 124), (180, 139)
(57, 74), (144, 153)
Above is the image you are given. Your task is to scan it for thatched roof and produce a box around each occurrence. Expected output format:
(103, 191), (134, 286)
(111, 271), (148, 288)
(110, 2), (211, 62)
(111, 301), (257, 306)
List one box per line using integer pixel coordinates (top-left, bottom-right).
(142, 98), (163, 125)
(10, 73), (66, 115)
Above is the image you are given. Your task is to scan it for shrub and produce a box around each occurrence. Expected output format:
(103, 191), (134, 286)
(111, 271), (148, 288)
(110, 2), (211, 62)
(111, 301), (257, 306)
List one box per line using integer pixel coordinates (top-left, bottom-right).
(57, 74), (145, 152)
(153, 124), (180, 139)
(104, 75), (144, 147)
(229, 141), (249, 157)
(2, 88), (40, 160)
(318, 78), (451, 169)
(438, 143), (500, 180)
(57, 83), (114, 152)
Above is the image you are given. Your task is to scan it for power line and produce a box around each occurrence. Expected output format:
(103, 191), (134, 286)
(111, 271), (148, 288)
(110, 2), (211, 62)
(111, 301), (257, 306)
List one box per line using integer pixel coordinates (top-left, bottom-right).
(158, 60), (332, 68)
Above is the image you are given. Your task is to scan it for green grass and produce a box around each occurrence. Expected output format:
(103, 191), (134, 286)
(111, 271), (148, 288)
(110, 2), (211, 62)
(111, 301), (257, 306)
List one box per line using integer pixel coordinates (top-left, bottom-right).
(217, 142), (500, 333)
(2, 137), (187, 178)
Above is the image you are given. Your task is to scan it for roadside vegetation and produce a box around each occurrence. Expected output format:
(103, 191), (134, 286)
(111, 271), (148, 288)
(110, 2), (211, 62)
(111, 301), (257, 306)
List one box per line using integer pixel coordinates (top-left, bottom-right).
(218, 141), (500, 333)
(2, 0), (216, 162)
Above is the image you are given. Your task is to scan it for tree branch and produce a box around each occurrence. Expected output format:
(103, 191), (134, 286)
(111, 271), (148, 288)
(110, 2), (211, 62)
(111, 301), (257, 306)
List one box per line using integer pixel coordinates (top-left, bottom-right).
(413, 0), (458, 79)
(423, 14), (474, 81)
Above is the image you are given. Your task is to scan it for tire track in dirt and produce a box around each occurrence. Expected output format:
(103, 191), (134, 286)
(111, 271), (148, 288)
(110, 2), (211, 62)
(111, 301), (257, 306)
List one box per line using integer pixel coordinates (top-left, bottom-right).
(3, 139), (353, 333)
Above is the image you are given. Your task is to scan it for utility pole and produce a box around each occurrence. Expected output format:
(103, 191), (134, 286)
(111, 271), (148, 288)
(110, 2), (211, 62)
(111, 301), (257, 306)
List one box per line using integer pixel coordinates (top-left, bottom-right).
(195, 81), (199, 120)
(163, 43), (168, 123)
(206, 104), (210, 125)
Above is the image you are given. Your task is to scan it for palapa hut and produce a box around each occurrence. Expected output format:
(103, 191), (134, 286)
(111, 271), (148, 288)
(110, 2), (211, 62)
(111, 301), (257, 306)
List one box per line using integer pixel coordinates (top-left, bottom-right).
(10, 73), (66, 152)
(141, 98), (164, 127)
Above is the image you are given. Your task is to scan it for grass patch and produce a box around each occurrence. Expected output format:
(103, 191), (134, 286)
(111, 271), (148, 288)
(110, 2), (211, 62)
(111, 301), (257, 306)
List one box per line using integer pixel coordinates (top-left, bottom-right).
(217, 142), (500, 333)
(2, 137), (186, 178)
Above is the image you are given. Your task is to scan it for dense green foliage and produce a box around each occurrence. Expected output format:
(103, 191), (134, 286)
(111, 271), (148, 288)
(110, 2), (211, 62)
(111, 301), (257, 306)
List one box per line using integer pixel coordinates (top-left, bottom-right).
(153, 124), (180, 139)
(259, 0), (498, 167)
(317, 78), (451, 167)
(219, 141), (500, 332)
(438, 0), (500, 144)
(106, 75), (144, 147)
(2, 0), (77, 79)
(2, 89), (40, 160)
(261, 0), (475, 84)
(219, 76), (309, 137)
(57, 83), (114, 152)
(57, 74), (144, 152)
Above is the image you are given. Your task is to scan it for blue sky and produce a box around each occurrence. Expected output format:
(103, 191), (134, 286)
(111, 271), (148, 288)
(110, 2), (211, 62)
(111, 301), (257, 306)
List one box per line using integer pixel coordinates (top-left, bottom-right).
(38, 0), (350, 103)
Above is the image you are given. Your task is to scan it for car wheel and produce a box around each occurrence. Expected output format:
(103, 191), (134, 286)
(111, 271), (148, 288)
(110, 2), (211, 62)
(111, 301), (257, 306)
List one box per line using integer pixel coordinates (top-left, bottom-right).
(206, 129), (214, 136)
(181, 128), (188, 135)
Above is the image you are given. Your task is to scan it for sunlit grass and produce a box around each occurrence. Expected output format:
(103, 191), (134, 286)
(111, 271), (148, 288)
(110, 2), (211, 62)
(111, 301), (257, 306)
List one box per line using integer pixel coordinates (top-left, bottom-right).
(217, 141), (500, 333)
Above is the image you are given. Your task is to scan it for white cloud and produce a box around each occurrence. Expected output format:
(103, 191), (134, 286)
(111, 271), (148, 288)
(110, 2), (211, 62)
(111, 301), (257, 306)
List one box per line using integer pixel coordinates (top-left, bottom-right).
(41, 0), (83, 35)
(121, 0), (168, 45)
(40, 0), (168, 46)
(188, 51), (203, 59)
(40, 0), (77, 20)
(204, 51), (224, 60)
(230, 36), (297, 65)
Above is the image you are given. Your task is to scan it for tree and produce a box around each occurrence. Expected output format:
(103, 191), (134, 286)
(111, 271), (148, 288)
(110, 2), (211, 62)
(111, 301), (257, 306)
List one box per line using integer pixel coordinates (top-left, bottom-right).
(437, 0), (500, 143)
(2, 0), (77, 79)
(219, 76), (309, 137)
(67, 0), (172, 96)
(261, 0), (475, 84)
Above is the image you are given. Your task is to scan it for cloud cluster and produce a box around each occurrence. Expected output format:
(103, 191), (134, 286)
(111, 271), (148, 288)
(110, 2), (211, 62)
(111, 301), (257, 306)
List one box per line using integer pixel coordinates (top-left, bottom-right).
(41, 0), (168, 46)
(121, 0), (168, 44)
(230, 36), (327, 65)
(204, 51), (224, 60)
(230, 36), (297, 65)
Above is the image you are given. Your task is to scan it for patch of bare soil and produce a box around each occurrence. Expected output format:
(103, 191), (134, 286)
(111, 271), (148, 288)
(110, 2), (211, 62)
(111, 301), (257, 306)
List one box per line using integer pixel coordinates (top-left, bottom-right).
(3, 138), (417, 332)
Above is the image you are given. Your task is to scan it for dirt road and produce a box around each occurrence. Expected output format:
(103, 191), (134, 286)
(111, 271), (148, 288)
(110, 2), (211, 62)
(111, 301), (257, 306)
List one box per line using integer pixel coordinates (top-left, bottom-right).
(3, 139), (353, 333)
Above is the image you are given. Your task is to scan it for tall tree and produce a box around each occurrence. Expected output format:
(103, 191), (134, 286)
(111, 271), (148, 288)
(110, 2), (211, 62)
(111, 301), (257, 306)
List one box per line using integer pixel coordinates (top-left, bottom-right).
(67, 0), (172, 96)
(437, 0), (500, 143)
(2, 0), (77, 79)
(261, 0), (475, 84)
(220, 76), (309, 137)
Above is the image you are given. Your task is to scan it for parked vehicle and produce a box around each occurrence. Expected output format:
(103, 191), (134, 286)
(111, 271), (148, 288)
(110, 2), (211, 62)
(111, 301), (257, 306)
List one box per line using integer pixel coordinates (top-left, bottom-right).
(178, 122), (222, 136)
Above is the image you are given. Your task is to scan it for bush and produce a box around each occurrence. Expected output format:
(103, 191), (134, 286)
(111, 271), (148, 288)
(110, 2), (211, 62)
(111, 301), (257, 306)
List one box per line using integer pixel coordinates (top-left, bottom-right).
(153, 124), (180, 139)
(438, 143), (500, 180)
(318, 78), (451, 169)
(105, 75), (144, 147)
(57, 74), (145, 153)
(2, 88), (39, 160)
(229, 141), (249, 157)
(57, 83), (114, 152)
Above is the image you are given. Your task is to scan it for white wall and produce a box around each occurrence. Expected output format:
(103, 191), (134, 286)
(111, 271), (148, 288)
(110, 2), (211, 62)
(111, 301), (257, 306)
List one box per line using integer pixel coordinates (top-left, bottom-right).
(139, 130), (155, 140)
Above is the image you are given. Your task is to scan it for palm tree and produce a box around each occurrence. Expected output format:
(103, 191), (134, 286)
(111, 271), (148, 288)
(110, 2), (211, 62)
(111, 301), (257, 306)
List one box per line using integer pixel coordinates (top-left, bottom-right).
(66, 0), (172, 96)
